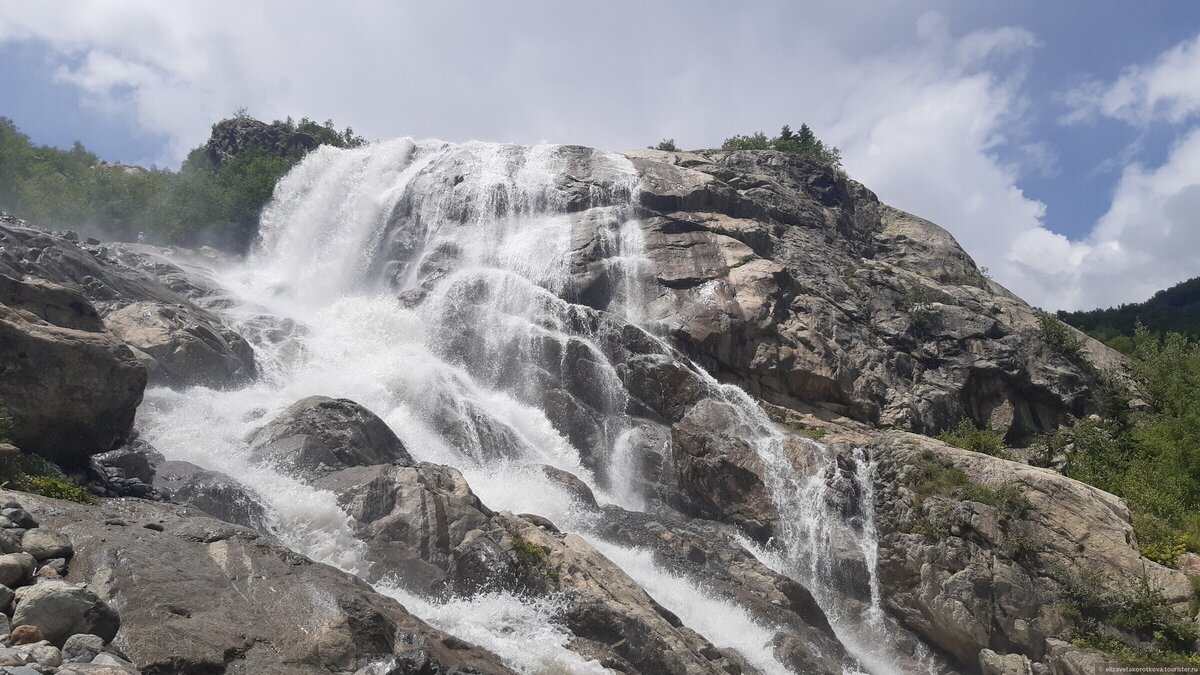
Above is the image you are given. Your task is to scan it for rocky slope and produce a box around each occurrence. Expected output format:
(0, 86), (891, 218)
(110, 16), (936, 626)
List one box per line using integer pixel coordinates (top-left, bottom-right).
(0, 138), (1177, 675)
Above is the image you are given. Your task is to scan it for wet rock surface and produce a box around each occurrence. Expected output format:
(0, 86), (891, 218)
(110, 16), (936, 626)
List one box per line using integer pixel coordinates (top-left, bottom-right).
(5, 490), (511, 675)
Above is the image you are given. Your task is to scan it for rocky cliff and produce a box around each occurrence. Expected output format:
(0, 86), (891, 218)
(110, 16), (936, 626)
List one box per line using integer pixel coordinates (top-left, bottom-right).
(0, 138), (1179, 675)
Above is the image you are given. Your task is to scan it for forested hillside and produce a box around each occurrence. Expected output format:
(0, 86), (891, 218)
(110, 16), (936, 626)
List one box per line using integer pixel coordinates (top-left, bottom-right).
(0, 114), (363, 250)
(1060, 276), (1200, 351)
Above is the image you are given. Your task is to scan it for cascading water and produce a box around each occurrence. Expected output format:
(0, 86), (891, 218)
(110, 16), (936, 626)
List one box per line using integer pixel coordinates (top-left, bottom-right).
(136, 138), (934, 674)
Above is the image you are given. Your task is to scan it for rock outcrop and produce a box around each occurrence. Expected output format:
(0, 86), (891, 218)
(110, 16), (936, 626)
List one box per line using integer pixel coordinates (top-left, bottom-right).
(10, 490), (511, 674)
(247, 396), (413, 480)
(0, 215), (255, 390)
(203, 118), (320, 170)
(618, 149), (1105, 442)
(0, 274), (145, 462)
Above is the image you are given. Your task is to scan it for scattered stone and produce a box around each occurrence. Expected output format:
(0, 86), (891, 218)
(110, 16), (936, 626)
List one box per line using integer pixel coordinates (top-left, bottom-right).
(28, 642), (61, 667)
(62, 634), (104, 663)
(0, 554), (35, 588)
(20, 531), (72, 561)
(90, 652), (136, 668)
(0, 530), (23, 554)
(101, 521), (126, 527)
(7, 626), (43, 646)
(12, 580), (120, 646)
(141, 523), (163, 532)
(0, 512), (35, 531)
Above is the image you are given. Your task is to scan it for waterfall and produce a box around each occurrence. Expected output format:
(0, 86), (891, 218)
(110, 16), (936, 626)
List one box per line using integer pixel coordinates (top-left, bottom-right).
(135, 138), (930, 674)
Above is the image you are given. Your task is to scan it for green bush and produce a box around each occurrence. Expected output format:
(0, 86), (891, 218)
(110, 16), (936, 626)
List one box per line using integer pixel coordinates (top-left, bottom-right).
(938, 419), (1007, 457)
(650, 138), (680, 151)
(0, 452), (93, 504)
(1054, 327), (1200, 568)
(722, 124), (842, 168)
(1057, 568), (1198, 658)
(1036, 311), (1085, 357)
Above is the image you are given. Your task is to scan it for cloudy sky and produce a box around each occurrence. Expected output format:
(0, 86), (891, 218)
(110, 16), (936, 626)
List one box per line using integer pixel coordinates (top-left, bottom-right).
(1, 1), (1198, 311)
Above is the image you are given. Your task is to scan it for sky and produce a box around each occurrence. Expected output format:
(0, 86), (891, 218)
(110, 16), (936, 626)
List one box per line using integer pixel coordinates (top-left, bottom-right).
(1, 1), (1199, 311)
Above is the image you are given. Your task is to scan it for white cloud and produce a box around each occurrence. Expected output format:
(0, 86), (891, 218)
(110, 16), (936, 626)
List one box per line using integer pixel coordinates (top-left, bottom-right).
(0, 1), (1194, 310)
(1063, 33), (1200, 126)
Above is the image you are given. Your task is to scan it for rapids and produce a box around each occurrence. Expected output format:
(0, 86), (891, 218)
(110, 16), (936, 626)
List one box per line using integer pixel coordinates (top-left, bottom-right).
(135, 138), (935, 674)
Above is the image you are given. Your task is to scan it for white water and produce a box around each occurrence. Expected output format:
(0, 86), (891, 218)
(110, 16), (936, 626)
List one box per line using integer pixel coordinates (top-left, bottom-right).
(135, 138), (927, 674)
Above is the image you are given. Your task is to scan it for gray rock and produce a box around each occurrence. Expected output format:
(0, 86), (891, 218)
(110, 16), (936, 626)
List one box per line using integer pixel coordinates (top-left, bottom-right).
(19, 531), (71, 561)
(1, 665), (40, 675)
(61, 634), (103, 663)
(12, 580), (119, 646)
(104, 301), (256, 388)
(247, 396), (412, 480)
(88, 653), (133, 668)
(0, 511), (34, 530)
(91, 446), (154, 484)
(980, 648), (1034, 675)
(537, 464), (598, 508)
(0, 274), (145, 463)
(4, 489), (510, 674)
(0, 554), (35, 588)
(27, 642), (60, 667)
(149, 460), (266, 530)
(0, 530), (22, 554)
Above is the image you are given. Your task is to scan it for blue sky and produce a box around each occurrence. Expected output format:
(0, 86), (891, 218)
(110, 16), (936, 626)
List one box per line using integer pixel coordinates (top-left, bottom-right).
(1, 1), (1199, 310)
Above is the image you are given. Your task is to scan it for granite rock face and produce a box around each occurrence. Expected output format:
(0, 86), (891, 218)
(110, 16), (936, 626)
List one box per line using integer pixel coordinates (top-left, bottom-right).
(617, 149), (1108, 442)
(0, 215), (255, 391)
(9, 490), (511, 675)
(0, 273), (145, 463)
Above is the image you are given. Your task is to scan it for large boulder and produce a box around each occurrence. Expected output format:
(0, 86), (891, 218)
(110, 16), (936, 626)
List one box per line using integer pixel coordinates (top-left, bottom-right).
(203, 117), (320, 170)
(248, 396), (412, 480)
(9, 489), (511, 674)
(12, 579), (120, 646)
(104, 302), (256, 388)
(867, 431), (1192, 671)
(0, 274), (145, 463)
(151, 460), (267, 531)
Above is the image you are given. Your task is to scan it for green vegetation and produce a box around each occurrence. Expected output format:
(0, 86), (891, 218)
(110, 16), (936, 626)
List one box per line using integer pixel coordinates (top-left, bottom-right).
(0, 114), (365, 251)
(1057, 568), (1198, 663)
(902, 284), (947, 335)
(0, 405), (12, 444)
(908, 453), (1032, 514)
(722, 124), (842, 168)
(510, 532), (560, 581)
(1045, 326), (1200, 567)
(649, 138), (680, 151)
(1060, 276), (1200, 353)
(1036, 311), (1086, 357)
(901, 453), (1033, 538)
(0, 452), (93, 504)
(938, 419), (1008, 457)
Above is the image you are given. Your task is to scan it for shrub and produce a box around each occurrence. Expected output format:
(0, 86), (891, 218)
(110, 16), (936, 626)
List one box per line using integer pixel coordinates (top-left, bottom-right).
(1057, 568), (1198, 658)
(721, 124), (842, 168)
(1133, 512), (1188, 567)
(650, 138), (680, 151)
(1037, 311), (1085, 357)
(0, 452), (93, 504)
(26, 476), (92, 503)
(907, 454), (1031, 515)
(938, 419), (1007, 457)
